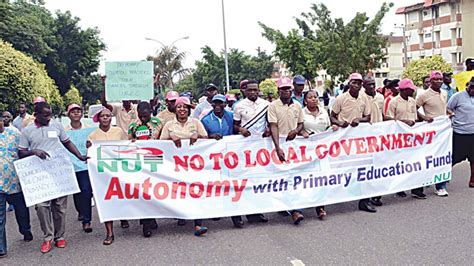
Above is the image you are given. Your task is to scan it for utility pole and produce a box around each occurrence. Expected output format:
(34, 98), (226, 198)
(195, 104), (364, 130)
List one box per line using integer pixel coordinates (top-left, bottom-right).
(221, 0), (230, 93)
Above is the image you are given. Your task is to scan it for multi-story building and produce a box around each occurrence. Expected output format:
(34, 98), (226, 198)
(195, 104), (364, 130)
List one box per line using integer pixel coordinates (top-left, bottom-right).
(396, 0), (465, 72)
(462, 0), (474, 59)
(371, 35), (405, 86)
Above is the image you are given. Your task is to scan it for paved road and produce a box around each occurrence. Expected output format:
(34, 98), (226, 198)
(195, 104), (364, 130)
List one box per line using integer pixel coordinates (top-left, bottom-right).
(2, 162), (473, 265)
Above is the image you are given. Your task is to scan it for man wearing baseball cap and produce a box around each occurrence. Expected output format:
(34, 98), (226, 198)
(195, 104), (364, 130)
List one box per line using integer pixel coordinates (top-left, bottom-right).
(193, 83), (218, 120)
(21, 96), (46, 128)
(385, 79), (428, 199)
(441, 72), (456, 102)
(448, 77), (474, 188)
(268, 77), (306, 225)
(416, 70), (450, 196)
(331, 73), (374, 212)
(157, 91), (179, 126)
(453, 58), (474, 91)
(64, 104), (94, 232)
(292, 75), (306, 105)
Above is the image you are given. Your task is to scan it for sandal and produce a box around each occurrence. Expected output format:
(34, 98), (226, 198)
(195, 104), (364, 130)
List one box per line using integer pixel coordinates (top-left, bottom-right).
(469, 181), (474, 188)
(103, 235), (114, 245)
(120, 220), (129, 229)
(316, 207), (327, 220)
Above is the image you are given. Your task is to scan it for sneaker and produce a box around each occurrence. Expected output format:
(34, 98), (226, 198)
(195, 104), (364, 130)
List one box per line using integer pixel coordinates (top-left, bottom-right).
(23, 231), (33, 242)
(41, 240), (53, 253)
(55, 239), (66, 248)
(412, 191), (427, 199)
(435, 189), (449, 197)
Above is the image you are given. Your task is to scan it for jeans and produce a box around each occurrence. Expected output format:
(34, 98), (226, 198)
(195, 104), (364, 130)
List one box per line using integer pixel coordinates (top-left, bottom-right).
(73, 171), (93, 224)
(0, 193), (7, 254)
(6, 192), (31, 235)
(435, 182), (448, 190)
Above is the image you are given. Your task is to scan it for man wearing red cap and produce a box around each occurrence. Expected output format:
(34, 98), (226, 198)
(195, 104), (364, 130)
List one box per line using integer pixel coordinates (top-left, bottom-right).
(268, 77), (306, 225)
(331, 73), (374, 212)
(416, 70), (450, 197)
(21, 96), (46, 128)
(386, 79), (429, 199)
(157, 91), (179, 126)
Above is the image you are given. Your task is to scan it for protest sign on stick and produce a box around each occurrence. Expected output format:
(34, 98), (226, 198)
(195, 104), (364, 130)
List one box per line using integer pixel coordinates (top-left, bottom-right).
(105, 61), (154, 101)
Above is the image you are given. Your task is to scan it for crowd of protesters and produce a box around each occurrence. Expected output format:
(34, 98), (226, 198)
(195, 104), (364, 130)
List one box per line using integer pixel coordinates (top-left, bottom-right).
(1, 59), (474, 257)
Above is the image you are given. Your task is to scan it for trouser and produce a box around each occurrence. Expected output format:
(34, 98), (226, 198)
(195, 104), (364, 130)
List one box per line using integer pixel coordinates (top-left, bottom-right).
(73, 171), (92, 224)
(140, 219), (156, 228)
(6, 192), (31, 235)
(36, 196), (67, 241)
(435, 182), (448, 190)
(411, 187), (424, 194)
(359, 198), (370, 205)
(0, 193), (7, 254)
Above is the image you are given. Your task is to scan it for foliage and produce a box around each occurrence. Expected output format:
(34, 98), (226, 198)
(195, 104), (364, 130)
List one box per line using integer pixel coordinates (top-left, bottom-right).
(74, 73), (103, 105)
(402, 55), (453, 86)
(227, 89), (240, 96)
(259, 2), (393, 83)
(259, 79), (277, 97)
(0, 40), (63, 114)
(174, 74), (198, 96)
(63, 86), (83, 108)
(147, 45), (191, 91)
(192, 46), (275, 96)
(0, 1), (106, 95)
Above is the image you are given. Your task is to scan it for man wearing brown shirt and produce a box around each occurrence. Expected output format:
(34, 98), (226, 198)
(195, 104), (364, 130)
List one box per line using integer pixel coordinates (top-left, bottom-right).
(331, 73), (375, 213)
(268, 77), (306, 225)
(416, 71), (450, 197)
(157, 91), (179, 126)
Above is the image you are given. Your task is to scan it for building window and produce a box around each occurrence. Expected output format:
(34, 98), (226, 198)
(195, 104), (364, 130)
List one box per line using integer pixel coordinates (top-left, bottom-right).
(457, 28), (462, 38)
(458, 52), (463, 64)
(375, 73), (381, 78)
(425, 33), (432, 39)
(433, 6), (439, 18)
(382, 73), (388, 78)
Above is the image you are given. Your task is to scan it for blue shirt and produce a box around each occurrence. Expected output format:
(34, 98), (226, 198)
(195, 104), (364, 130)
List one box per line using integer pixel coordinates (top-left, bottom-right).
(201, 110), (234, 137)
(441, 83), (456, 102)
(447, 90), (474, 134)
(291, 93), (304, 106)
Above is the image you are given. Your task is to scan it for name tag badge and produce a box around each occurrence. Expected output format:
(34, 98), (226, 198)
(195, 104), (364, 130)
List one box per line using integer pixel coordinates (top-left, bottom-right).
(47, 131), (58, 138)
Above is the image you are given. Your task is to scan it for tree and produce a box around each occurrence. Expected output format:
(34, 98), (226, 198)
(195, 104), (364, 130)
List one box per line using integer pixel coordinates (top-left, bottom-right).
(147, 45), (191, 92)
(63, 86), (83, 108)
(0, 40), (63, 114)
(174, 74), (198, 96)
(259, 79), (277, 97)
(74, 74), (103, 105)
(0, 1), (106, 95)
(260, 2), (393, 83)
(192, 46), (275, 96)
(402, 55), (453, 86)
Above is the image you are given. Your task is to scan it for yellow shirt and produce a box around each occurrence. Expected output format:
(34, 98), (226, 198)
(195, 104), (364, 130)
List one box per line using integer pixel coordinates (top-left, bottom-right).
(387, 95), (417, 122)
(156, 109), (176, 127)
(416, 88), (447, 118)
(332, 92), (371, 123)
(267, 99), (304, 135)
(111, 103), (139, 133)
(160, 118), (208, 140)
(365, 93), (384, 124)
(88, 127), (127, 141)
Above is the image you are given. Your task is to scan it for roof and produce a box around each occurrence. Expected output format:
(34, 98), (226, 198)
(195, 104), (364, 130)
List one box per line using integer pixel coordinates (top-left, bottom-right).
(395, 0), (450, 14)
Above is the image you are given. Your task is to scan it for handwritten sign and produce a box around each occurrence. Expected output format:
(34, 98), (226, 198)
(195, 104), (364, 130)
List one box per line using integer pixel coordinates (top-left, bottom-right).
(105, 61), (154, 101)
(67, 127), (96, 172)
(14, 149), (80, 207)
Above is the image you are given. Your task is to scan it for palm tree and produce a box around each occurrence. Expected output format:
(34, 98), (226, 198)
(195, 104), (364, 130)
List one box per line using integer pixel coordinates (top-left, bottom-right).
(147, 45), (191, 91)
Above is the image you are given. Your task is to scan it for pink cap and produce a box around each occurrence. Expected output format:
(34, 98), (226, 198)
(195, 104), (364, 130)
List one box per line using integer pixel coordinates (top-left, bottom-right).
(67, 104), (82, 113)
(226, 93), (236, 101)
(430, 70), (443, 79)
(166, 91), (179, 101)
(174, 96), (191, 107)
(92, 106), (110, 123)
(33, 96), (46, 104)
(277, 77), (293, 89)
(398, 79), (417, 92)
(348, 73), (363, 81)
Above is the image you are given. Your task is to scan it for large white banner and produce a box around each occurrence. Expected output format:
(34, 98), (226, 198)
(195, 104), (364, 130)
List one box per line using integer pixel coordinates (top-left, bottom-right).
(14, 148), (80, 207)
(88, 117), (453, 222)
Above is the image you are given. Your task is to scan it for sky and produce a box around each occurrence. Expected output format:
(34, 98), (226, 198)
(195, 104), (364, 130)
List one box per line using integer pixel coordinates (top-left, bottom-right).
(44, 0), (416, 73)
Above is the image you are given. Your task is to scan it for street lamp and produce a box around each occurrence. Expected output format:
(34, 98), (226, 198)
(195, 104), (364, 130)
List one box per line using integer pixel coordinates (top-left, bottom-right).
(221, 0), (230, 93)
(145, 36), (190, 54)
